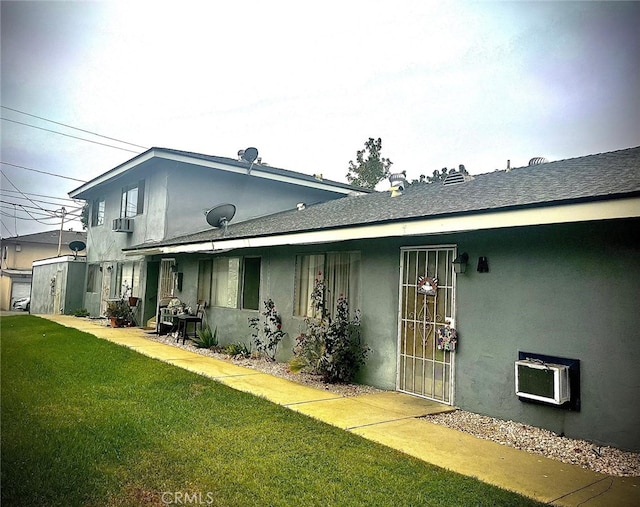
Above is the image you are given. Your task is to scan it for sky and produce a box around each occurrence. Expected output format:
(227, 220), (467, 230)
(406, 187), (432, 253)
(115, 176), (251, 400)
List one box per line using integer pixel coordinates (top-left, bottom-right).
(1, 0), (639, 237)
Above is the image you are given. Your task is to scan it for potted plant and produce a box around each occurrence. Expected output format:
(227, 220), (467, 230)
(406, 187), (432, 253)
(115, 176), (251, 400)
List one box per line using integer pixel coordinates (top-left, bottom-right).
(105, 299), (130, 327)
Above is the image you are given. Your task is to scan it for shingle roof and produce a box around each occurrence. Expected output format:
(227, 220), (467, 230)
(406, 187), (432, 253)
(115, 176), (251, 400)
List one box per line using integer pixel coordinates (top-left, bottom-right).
(1, 230), (87, 245)
(126, 146), (640, 250)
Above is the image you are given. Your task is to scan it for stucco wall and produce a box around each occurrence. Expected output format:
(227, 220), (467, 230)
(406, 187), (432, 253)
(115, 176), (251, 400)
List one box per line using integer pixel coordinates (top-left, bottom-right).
(453, 219), (640, 451)
(164, 165), (350, 240)
(165, 218), (640, 451)
(31, 258), (86, 315)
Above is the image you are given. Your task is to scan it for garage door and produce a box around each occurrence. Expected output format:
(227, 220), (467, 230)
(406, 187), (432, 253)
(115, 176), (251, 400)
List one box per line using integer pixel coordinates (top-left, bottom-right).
(11, 281), (31, 307)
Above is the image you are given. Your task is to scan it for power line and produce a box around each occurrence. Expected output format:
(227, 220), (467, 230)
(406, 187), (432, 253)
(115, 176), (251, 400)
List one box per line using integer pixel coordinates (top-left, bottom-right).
(1, 170), (51, 214)
(0, 188), (81, 204)
(1, 117), (143, 154)
(1, 106), (149, 150)
(0, 161), (87, 182)
(0, 192), (82, 208)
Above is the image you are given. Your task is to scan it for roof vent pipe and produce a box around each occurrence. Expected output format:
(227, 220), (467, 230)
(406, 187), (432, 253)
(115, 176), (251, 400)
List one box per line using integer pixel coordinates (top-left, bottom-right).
(389, 171), (408, 191)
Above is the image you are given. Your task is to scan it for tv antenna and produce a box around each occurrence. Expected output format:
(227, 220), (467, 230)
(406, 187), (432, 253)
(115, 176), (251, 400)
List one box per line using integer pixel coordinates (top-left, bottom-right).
(204, 203), (236, 234)
(68, 240), (86, 259)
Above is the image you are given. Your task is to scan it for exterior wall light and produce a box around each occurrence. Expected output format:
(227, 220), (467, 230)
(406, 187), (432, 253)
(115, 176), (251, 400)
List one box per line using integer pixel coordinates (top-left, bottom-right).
(477, 256), (489, 273)
(452, 252), (469, 274)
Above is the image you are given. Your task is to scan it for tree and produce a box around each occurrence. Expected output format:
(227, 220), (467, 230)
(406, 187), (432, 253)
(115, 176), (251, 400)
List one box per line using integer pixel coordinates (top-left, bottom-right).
(409, 164), (468, 185)
(80, 202), (89, 230)
(346, 137), (393, 189)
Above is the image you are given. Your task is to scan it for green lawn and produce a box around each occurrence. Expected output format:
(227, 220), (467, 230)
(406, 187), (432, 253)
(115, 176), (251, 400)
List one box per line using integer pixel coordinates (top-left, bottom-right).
(1, 316), (542, 506)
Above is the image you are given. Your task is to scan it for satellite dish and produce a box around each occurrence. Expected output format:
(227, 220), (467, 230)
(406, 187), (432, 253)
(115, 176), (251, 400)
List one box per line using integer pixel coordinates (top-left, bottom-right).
(69, 240), (86, 258)
(241, 147), (258, 164)
(204, 203), (236, 229)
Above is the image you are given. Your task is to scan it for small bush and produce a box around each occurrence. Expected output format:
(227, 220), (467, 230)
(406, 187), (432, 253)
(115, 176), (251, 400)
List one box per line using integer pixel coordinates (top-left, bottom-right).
(192, 324), (218, 349)
(293, 277), (369, 383)
(73, 308), (89, 317)
(248, 299), (285, 361)
(224, 342), (251, 358)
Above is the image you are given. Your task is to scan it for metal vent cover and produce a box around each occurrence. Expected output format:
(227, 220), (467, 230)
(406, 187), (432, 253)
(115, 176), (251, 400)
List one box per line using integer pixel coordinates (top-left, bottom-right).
(442, 172), (466, 186)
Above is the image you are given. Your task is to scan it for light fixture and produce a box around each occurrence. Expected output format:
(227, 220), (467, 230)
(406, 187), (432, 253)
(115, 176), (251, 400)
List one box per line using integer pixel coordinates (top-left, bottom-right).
(452, 252), (469, 275)
(477, 256), (489, 273)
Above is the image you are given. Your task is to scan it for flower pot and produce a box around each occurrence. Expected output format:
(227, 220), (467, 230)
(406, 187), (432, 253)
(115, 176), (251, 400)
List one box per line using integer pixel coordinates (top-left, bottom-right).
(110, 317), (126, 328)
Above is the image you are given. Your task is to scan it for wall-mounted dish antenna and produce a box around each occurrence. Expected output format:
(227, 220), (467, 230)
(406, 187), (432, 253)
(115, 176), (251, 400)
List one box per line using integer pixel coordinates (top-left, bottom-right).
(241, 147), (258, 174)
(204, 203), (236, 233)
(68, 240), (86, 259)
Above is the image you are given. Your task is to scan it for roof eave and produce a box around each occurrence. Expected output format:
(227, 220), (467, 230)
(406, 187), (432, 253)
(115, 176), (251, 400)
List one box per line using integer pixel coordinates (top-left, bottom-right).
(69, 147), (367, 199)
(123, 196), (640, 256)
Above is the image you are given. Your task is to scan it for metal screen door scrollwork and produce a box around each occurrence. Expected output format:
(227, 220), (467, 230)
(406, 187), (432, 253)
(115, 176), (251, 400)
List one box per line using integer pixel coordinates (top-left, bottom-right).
(398, 247), (456, 403)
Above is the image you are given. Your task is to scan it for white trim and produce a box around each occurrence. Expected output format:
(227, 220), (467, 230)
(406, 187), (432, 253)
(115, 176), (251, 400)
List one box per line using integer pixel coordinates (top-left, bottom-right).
(125, 197), (640, 256)
(33, 256), (86, 266)
(69, 151), (155, 197)
(154, 151), (361, 195)
(69, 148), (361, 198)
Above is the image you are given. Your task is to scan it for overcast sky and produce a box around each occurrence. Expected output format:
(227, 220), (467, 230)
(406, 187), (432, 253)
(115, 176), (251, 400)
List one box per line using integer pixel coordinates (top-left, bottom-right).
(1, 0), (639, 237)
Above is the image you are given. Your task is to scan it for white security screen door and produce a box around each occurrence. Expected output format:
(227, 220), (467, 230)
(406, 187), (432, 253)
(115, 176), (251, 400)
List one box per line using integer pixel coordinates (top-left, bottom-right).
(398, 247), (457, 404)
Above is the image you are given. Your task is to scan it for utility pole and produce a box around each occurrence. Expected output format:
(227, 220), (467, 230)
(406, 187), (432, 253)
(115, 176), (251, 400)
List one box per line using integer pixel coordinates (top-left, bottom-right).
(57, 207), (66, 256)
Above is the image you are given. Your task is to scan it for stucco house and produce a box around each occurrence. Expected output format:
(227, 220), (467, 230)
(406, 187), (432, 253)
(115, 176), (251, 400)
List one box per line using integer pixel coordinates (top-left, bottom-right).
(68, 147), (368, 325)
(0, 229), (86, 310)
(118, 146), (640, 452)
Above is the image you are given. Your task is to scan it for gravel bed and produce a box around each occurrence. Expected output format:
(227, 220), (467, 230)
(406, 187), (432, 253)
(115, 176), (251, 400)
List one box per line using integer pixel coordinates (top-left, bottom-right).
(423, 412), (640, 477)
(146, 332), (383, 397)
(146, 332), (639, 477)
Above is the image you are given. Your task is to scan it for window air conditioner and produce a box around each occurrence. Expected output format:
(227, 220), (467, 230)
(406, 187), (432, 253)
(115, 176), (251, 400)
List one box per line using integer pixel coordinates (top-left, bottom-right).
(112, 217), (134, 233)
(515, 359), (570, 405)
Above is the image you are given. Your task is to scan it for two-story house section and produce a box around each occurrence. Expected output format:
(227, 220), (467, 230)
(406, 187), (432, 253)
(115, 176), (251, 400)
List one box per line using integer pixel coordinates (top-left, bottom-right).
(68, 147), (368, 322)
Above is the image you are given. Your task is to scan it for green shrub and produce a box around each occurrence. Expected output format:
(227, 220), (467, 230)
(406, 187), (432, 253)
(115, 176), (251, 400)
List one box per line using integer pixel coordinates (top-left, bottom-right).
(224, 342), (251, 358)
(73, 308), (89, 317)
(248, 299), (285, 361)
(192, 324), (218, 349)
(293, 277), (369, 383)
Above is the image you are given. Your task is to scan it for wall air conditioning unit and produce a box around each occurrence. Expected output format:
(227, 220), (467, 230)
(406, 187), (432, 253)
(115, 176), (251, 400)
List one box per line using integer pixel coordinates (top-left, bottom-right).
(515, 359), (570, 405)
(112, 217), (134, 233)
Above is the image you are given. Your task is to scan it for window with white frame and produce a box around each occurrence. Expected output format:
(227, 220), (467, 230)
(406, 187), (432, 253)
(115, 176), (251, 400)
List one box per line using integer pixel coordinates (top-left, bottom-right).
(112, 261), (141, 298)
(211, 257), (240, 308)
(210, 256), (261, 309)
(294, 252), (361, 318)
(120, 180), (145, 218)
(91, 198), (105, 226)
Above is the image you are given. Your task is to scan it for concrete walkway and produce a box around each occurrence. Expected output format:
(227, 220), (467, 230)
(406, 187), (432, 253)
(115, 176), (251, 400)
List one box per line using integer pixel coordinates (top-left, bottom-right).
(38, 315), (639, 506)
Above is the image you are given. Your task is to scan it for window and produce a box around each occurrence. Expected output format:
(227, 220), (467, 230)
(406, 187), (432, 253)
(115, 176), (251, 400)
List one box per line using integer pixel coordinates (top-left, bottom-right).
(197, 260), (212, 306)
(111, 261), (141, 298)
(210, 256), (261, 309)
(86, 264), (99, 292)
(294, 252), (361, 318)
(211, 257), (240, 308)
(91, 198), (105, 226)
(242, 257), (261, 310)
(120, 180), (145, 218)
(159, 259), (176, 298)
